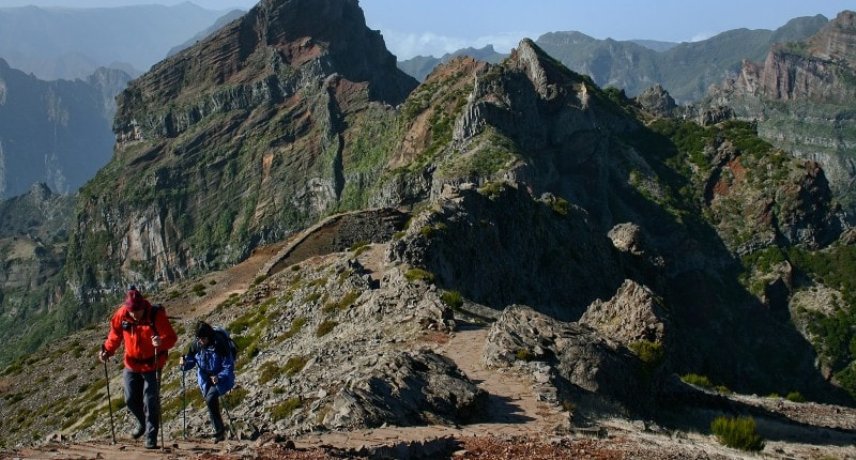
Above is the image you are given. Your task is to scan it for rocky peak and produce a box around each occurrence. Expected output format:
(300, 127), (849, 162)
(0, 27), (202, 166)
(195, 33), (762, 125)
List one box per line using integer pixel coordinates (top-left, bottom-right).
(115, 0), (416, 141)
(809, 10), (856, 62)
(634, 84), (676, 117)
(505, 38), (585, 100)
(713, 10), (856, 105)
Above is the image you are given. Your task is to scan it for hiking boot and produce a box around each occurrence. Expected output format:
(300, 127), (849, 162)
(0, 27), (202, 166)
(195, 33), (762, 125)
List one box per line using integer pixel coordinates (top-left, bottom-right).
(144, 438), (158, 449)
(131, 424), (145, 439)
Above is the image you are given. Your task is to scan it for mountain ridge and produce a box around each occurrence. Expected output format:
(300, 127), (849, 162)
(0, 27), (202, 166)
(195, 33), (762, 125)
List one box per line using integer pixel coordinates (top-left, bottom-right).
(2, 2), (856, 457)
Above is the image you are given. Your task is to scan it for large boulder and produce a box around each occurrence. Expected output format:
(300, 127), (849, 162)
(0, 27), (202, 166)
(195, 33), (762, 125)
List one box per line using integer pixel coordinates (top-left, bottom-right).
(484, 305), (650, 412)
(324, 350), (487, 429)
(580, 279), (670, 347)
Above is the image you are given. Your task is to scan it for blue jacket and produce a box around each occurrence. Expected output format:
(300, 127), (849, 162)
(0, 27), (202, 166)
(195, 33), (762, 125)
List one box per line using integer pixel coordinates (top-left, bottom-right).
(181, 339), (235, 396)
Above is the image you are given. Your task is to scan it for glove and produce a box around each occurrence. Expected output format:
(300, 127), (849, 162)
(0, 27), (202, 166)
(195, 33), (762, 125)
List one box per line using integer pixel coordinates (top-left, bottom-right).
(98, 348), (112, 363)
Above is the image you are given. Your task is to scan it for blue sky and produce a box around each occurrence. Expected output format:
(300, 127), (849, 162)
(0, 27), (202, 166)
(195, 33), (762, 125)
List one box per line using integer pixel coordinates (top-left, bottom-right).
(1, 0), (851, 59)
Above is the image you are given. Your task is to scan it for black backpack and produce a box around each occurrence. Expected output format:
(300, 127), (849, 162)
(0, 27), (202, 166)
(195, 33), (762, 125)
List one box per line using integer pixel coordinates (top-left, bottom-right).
(212, 326), (238, 361)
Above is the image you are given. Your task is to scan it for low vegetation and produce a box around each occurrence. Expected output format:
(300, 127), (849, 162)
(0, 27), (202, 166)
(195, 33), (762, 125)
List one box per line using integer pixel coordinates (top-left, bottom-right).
(710, 416), (765, 451)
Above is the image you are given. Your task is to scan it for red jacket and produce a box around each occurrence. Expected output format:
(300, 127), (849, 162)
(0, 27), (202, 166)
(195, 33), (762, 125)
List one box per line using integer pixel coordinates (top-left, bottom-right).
(103, 301), (177, 373)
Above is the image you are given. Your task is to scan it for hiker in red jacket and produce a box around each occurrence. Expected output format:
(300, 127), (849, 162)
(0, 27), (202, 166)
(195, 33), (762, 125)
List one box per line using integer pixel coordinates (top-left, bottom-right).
(99, 286), (177, 449)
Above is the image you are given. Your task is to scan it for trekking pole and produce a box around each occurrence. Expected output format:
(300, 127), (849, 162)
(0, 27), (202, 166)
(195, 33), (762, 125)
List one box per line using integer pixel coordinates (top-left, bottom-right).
(181, 369), (187, 439)
(221, 389), (236, 439)
(155, 346), (164, 449)
(103, 359), (117, 444)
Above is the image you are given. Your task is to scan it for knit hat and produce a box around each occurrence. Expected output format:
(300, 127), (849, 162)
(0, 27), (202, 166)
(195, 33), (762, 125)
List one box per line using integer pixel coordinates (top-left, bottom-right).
(123, 286), (147, 311)
(195, 321), (215, 340)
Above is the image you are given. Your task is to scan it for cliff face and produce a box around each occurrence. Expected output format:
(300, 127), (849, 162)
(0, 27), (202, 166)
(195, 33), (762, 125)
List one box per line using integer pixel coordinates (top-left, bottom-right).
(707, 11), (856, 212)
(0, 183), (72, 355)
(0, 60), (130, 199)
(68, 0), (418, 306)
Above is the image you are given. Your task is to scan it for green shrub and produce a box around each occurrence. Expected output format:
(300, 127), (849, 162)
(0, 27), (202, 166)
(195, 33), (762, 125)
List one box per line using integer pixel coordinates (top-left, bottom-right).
(628, 340), (664, 368)
(515, 348), (534, 361)
(715, 385), (732, 395)
(349, 241), (369, 252)
(253, 275), (267, 286)
(710, 416), (765, 451)
(550, 197), (570, 216)
(191, 284), (206, 297)
(283, 356), (308, 376)
(323, 290), (360, 314)
(223, 387), (248, 408)
(316, 320), (338, 337)
(478, 181), (503, 199)
(258, 362), (282, 385)
(785, 391), (806, 403)
(279, 317), (307, 342)
(270, 397), (301, 421)
(405, 268), (435, 283)
(440, 290), (463, 309)
(681, 373), (714, 389)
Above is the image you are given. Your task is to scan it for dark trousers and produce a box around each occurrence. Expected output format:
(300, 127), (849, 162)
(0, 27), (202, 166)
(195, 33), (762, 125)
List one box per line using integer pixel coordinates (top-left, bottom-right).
(204, 385), (225, 434)
(123, 369), (159, 442)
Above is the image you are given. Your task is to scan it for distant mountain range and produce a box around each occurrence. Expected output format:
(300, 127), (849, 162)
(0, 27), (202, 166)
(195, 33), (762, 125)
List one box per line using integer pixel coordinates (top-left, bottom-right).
(167, 8), (246, 57)
(398, 15), (829, 103)
(0, 3), (232, 80)
(0, 59), (131, 199)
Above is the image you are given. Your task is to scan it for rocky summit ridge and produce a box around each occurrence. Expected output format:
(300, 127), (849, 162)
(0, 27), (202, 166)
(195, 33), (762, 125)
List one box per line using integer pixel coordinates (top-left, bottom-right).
(2, 1), (856, 458)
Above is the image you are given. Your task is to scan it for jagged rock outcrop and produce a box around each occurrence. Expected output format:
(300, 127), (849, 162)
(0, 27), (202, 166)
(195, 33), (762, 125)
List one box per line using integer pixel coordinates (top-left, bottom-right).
(579, 279), (670, 347)
(484, 305), (649, 412)
(705, 10), (856, 212)
(390, 183), (623, 320)
(325, 350), (486, 429)
(634, 85), (676, 118)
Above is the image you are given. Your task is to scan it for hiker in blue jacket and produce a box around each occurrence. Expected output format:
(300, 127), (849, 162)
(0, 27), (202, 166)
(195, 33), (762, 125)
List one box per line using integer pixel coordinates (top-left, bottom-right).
(179, 321), (235, 441)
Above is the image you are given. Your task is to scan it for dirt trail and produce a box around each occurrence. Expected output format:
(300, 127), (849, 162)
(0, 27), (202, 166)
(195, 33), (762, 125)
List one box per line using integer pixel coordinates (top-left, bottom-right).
(167, 241), (287, 320)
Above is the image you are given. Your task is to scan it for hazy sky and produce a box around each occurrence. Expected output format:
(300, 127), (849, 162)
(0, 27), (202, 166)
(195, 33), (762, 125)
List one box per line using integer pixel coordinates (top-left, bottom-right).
(0, 0), (851, 59)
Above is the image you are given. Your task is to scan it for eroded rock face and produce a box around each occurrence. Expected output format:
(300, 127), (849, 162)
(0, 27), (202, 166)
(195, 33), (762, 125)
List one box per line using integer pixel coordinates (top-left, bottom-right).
(580, 279), (670, 347)
(390, 183), (623, 320)
(484, 305), (648, 411)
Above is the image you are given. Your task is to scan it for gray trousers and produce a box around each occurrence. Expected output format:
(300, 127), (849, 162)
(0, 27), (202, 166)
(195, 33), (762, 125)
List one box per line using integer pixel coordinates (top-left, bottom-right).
(204, 385), (225, 434)
(123, 369), (159, 442)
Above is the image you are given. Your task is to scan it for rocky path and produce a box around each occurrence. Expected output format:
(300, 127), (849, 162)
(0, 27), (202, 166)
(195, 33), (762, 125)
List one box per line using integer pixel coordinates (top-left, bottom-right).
(294, 324), (564, 450)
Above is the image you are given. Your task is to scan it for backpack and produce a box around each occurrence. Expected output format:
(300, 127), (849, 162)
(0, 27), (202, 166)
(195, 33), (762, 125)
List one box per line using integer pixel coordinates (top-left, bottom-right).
(212, 326), (238, 361)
